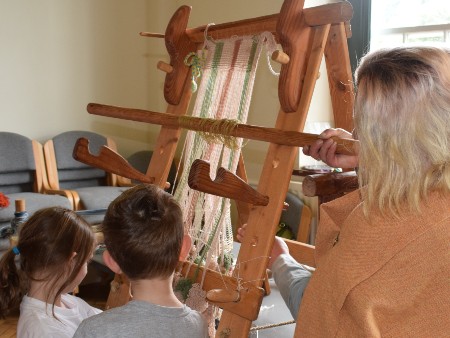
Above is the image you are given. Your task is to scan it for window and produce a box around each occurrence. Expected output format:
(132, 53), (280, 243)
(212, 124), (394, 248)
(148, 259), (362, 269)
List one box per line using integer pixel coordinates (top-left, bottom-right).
(370, 0), (450, 49)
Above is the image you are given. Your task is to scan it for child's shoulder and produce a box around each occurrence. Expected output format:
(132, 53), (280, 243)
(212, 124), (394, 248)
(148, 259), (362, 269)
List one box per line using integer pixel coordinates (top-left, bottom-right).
(62, 293), (103, 317)
(74, 302), (207, 337)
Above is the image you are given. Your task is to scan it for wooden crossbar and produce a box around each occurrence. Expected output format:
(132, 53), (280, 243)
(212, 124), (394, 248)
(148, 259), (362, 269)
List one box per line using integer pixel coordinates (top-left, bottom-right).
(87, 103), (359, 155)
(142, 1), (353, 113)
(140, 1), (353, 43)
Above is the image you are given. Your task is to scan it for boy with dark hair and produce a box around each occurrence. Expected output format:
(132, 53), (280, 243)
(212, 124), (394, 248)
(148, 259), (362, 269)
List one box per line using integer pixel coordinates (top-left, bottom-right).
(74, 184), (207, 337)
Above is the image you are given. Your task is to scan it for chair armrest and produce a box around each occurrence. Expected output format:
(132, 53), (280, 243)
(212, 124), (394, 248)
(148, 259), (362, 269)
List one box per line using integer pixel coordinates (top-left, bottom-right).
(116, 176), (133, 187)
(296, 204), (312, 244)
(283, 238), (316, 268)
(44, 189), (79, 210)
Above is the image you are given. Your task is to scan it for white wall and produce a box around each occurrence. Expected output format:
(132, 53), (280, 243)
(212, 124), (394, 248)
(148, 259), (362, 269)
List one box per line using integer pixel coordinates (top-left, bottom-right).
(0, 0), (172, 155)
(1, 0), (335, 182)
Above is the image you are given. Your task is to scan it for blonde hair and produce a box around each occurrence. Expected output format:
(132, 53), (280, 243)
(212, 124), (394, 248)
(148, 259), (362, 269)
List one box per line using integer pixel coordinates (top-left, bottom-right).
(354, 46), (450, 216)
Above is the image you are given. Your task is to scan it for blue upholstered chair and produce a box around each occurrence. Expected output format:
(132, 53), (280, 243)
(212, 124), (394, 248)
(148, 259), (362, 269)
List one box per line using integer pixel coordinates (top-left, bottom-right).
(0, 132), (73, 254)
(43, 131), (129, 224)
(125, 150), (178, 190)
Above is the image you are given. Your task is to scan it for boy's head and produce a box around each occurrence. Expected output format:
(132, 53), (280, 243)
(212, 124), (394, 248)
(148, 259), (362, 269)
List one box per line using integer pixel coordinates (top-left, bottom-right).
(102, 184), (186, 280)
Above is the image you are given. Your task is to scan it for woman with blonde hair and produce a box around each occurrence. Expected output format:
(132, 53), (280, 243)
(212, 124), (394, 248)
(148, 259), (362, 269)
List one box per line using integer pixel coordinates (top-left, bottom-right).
(240, 46), (450, 336)
(306, 45), (450, 216)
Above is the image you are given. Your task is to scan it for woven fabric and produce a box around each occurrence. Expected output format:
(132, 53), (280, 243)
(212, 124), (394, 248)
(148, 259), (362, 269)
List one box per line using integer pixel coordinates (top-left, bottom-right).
(174, 33), (270, 276)
(172, 33), (277, 335)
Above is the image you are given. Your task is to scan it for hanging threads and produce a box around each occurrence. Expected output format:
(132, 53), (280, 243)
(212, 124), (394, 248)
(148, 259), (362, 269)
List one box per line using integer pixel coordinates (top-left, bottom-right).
(184, 52), (204, 93)
(178, 115), (241, 150)
(174, 31), (278, 337)
(261, 31), (282, 77)
(183, 23), (215, 93)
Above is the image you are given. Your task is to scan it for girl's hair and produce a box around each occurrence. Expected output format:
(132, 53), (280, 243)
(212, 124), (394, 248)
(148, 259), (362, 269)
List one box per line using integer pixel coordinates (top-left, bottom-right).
(102, 184), (184, 280)
(354, 46), (450, 216)
(0, 207), (95, 317)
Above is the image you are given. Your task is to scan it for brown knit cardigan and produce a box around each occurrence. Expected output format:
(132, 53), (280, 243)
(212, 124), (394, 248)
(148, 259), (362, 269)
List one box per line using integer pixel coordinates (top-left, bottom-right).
(296, 189), (450, 337)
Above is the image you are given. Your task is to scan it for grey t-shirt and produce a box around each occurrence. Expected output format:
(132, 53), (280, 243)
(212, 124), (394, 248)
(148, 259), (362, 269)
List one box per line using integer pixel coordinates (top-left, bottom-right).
(73, 300), (208, 338)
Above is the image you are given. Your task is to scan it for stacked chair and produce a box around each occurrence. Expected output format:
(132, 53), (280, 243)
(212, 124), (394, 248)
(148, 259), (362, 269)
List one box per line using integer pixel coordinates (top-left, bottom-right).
(42, 130), (130, 224)
(0, 131), (72, 256)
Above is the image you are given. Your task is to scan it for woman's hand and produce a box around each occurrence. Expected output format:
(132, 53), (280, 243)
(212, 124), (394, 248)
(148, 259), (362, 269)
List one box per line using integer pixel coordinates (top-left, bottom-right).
(303, 128), (359, 169)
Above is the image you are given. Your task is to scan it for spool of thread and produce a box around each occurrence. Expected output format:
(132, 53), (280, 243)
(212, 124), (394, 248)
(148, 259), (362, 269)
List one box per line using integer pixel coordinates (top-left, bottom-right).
(15, 199), (25, 213)
(11, 199), (29, 236)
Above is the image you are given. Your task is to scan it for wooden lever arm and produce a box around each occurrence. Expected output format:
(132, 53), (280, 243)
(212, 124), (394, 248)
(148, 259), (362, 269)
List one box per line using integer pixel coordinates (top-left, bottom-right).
(72, 138), (156, 184)
(188, 159), (269, 206)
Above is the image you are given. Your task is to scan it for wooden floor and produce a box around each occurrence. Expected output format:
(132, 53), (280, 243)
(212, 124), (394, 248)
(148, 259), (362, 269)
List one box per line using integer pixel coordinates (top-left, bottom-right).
(0, 308), (19, 338)
(0, 282), (109, 338)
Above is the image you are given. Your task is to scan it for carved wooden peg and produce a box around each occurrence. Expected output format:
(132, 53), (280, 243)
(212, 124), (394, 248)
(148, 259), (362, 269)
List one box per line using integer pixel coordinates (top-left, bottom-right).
(271, 50), (290, 65)
(276, 1), (353, 113)
(188, 159), (269, 206)
(157, 61), (173, 74)
(276, 0), (310, 113)
(139, 32), (165, 38)
(163, 6), (197, 105)
(206, 289), (240, 303)
(73, 138), (156, 185)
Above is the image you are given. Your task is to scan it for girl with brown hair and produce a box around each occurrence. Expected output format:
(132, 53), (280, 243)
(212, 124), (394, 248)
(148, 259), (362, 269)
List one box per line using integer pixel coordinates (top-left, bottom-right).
(0, 207), (102, 337)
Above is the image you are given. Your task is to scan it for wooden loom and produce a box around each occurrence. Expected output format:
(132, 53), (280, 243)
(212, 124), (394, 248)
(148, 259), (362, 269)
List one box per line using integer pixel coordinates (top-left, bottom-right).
(74, 0), (357, 336)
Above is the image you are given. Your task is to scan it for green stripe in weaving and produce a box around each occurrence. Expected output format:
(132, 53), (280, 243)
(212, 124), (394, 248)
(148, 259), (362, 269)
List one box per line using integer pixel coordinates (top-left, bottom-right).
(175, 42), (225, 202)
(237, 37), (258, 121)
(226, 37), (259, 170)
(200, 41), (224, 118)
(189, 42), (224, 163)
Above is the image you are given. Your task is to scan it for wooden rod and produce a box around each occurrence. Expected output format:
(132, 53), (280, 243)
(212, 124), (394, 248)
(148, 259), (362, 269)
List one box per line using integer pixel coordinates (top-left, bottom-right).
(87, 103), (359, 155)
(156, 61), (173, 73)
(139, 32), (165, 38)
(302, 171), (358, 197)
(186, 14), (278, 43)
(271, 50), (290, 64)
